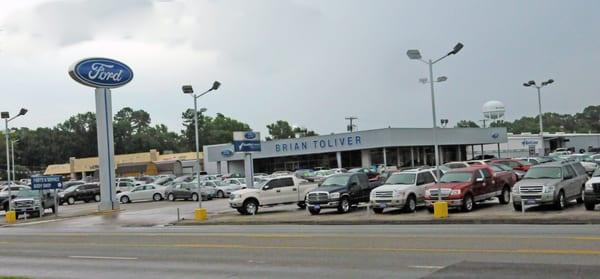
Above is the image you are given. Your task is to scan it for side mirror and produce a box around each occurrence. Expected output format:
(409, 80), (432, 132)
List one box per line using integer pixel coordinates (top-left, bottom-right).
(262, 185), (270, 190)
(564, 175), (573, 180)
(476, 177), (484, 183)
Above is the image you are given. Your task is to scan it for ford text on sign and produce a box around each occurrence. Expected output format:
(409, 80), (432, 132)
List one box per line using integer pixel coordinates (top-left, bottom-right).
(69, 57), (134, 88)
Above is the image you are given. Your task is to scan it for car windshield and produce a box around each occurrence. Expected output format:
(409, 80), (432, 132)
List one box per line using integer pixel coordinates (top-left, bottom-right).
(16, 189), (39, 198)
(385, 173), (416, 185)
(523, 167), (562, 179)
(321, 175), (350, 187)
(440, 172), (472, 183)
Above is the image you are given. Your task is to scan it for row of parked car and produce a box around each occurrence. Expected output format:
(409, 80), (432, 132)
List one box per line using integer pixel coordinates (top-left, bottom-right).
(226, 155), (600, 215)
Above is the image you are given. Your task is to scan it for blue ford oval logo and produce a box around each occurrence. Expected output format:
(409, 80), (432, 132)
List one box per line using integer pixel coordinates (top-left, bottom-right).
(221, 149), (234, 157)
(244, 131), (257, 140)
(69, 57), (133, 88)
(491, 132), (500, 139)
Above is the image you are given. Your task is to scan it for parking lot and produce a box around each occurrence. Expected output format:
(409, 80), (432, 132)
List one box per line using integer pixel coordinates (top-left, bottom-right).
(2, 195), (598, 229)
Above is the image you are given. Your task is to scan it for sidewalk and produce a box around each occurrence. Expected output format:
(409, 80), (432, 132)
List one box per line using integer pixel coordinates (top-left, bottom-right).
(175, 203), (600, 226)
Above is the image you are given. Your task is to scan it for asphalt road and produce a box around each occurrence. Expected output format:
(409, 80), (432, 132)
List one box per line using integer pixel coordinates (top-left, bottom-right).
(0, 224), (599, 279)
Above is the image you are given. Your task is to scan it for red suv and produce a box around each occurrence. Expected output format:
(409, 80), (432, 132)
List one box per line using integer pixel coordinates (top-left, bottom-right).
(491, 159), (530, 172)
(425, 165), (514, 212)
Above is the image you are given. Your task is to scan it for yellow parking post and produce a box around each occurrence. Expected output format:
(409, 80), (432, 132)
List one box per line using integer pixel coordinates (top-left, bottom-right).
(433, 202), (449, 219)
(5, 211), (16, 223)
(194, 208), (207, 221)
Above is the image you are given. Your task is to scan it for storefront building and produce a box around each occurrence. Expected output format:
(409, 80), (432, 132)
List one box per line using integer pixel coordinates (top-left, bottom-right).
(203, 127), (508, 174)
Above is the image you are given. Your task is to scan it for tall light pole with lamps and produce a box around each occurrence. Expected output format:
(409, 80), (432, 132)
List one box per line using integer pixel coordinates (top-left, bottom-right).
(182, 81), (221, 213)
(11, 138), (18, 183)
(407, 43), (463, 206)
(523, 79), (554, 156)
(1, 108), (27, 212)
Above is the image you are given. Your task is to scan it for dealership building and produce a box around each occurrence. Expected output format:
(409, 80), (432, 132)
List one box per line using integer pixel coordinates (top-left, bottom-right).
(478, 132), (600, 158)
(203, 127), (508, 174)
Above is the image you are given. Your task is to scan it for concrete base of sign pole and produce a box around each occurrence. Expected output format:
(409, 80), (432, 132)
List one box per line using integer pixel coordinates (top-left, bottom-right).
(94, 87), (119, 211)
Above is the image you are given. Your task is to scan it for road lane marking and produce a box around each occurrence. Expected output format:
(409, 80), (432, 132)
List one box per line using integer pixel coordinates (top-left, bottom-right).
(7, 232), (600, 242)
(4, 241), (600, 256)
(409, 265), (445, 269)
(69, 256), (138, 260)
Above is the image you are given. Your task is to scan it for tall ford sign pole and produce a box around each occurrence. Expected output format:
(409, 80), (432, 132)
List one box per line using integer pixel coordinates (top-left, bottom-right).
(69, 58), (133, 212)
(233, 131), (262, 201)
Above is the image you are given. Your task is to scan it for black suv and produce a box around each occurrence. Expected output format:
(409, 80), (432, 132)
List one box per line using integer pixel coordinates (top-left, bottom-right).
(306, 173), (373, 215)
(59, 183), (101, 205)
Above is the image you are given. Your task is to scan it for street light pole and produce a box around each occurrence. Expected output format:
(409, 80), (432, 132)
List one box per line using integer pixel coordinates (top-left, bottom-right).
(523, 79), (553, 156)
(1, 108), (27, 212)
(182, 81), (221, 210)
(408, 43), (463, 203)
(11, 139), (17, 183)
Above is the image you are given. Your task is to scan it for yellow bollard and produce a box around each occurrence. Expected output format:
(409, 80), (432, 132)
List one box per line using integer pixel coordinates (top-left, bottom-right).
(5, 211), (17, 224)
(433, 202), (449, 219)
(194, 208), (207, 221)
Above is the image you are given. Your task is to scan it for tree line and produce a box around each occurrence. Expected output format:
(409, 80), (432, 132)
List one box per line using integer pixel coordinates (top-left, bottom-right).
(455, 105), (600, 134)
(0, 107), (317, 178)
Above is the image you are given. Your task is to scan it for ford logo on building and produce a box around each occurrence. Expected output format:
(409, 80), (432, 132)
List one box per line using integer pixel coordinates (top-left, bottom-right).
(244, 131), (257, 140)
(221, 149), (234, 157)
(491, 132), (500, 139)
(69, 57), (134, 88)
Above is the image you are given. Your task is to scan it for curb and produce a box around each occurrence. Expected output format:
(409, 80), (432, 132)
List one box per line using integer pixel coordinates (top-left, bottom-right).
(173, 218), (600, 226)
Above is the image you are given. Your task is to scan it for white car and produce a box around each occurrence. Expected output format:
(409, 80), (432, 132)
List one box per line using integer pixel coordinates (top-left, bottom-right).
(229, 176), (318, 215)
(443, 162), (470, 169)
(117, 185), (165, 203)
(214, 179), (246, 198)
(569, 154), (597, 174)
(369, 168), (437, 213)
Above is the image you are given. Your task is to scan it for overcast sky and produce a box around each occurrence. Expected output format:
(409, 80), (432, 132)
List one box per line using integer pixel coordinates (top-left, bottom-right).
(1, 0), (598, 136)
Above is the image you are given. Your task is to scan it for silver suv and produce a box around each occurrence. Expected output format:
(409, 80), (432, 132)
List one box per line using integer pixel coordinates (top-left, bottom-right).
(512, 161), (588, 210)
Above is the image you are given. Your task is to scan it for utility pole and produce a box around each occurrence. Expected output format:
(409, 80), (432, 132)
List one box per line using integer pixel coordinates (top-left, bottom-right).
(345, 116), (358, 132)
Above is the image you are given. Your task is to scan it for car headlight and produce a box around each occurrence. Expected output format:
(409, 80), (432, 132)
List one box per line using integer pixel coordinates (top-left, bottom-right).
(330, 192), (340, 199)
(393, 190), (405, 198)
(58, 193), (64, 197)
(585, 183), (593, 191)
(543, 185), (555, 193)
(230, 194), (241, 200)
(34, 200), (41, 206)
(512, 187), (520, 194)
(450, 189), (461, 196)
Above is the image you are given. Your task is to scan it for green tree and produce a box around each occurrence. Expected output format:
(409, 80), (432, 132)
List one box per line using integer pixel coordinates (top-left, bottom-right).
(455, 120), (480, 128)
(181, 110), (251, 148)
(266, 120), (295, 140)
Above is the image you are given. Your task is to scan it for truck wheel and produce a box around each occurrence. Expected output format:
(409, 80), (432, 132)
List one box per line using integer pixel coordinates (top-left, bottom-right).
(243, 199), (258, 215)
(67, 197), (75, 205)
(297, 202), (306, 209)
(498, 186), (510, 204)
(191, 193), (199, 201)
(576, 187), (584, 204)
(216, 191), (224, 198)
(337, 197), (350, 214)
(403, 195), (417, 213)
(372, 208), (384, 214)
(513, 203), (522, 211)
(461, 194), (474, 212)
(236, 208), (247, 215)
(308, 207), (321, 215)
(554, 190), (566, 210)
(94, 194), (101, 202)
(584, 201), (596, 211)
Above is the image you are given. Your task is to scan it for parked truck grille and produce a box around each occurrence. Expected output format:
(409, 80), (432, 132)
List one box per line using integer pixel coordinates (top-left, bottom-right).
(15, 201), (33, 207)
(519, 186), (543, 194)
(428, 189), (450, 198)
(374, 191), (393, 198)
(307, 192), (329, 203)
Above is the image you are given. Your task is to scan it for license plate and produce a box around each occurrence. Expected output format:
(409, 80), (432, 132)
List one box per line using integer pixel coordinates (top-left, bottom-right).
(314, 205), (320, 210)
(379, 203), (387, 208)
(524, 200), (537, 205)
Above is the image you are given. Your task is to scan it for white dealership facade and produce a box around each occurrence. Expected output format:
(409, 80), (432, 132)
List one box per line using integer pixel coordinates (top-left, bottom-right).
(203, 127), (508, 174)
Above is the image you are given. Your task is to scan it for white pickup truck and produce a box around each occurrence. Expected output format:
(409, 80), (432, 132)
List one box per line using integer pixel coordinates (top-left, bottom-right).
(229, 175), (318, 215)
